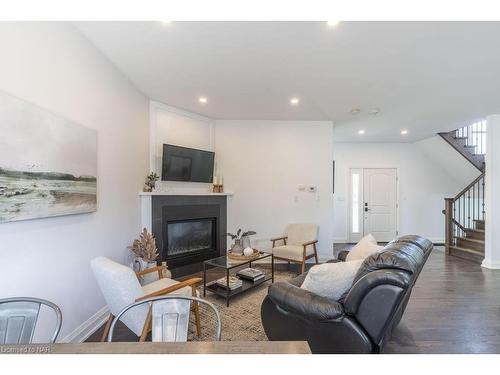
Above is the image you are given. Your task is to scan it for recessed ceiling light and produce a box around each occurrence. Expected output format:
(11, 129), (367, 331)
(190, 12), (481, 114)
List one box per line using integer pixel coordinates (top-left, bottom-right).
(290, 98), (300, 105)
(358, 130), (365, 135)
(369, 108), (380, 115)
(199, 97), (207, 104)
(327, 21), (340, 27)
(350, 108), (361, 115)
(401, 130), (408, 135)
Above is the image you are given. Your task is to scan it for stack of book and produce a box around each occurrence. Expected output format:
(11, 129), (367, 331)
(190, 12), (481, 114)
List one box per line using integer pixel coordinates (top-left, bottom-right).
(237, 268), (265, 282)
(216, 276), (243, 290)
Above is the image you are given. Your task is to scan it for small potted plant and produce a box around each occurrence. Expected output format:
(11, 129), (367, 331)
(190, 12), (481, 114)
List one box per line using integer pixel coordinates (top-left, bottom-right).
(143, 172), (160, 192)
(128, 228), (160, 284)
(227, 229), (257, 254)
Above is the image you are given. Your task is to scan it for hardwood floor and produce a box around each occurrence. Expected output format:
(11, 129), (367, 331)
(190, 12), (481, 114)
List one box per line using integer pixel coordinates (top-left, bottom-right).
(385, 247), (500, 353)
(88, 246), (500, 353)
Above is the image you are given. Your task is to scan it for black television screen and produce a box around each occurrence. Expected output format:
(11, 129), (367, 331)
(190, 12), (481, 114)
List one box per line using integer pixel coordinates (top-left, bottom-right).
(162, 144), (215, 183)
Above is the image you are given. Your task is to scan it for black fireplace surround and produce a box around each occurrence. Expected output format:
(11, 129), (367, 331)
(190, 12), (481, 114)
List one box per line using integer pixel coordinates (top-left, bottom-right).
(151, 195), (227, 277)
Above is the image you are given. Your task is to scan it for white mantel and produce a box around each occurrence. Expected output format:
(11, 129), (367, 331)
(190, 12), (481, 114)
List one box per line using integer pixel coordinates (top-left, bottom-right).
(139, 191), (233, 231)
(139, 191), (234, 196)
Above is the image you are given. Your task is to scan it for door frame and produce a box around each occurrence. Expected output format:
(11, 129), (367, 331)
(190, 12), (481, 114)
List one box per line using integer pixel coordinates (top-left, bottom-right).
(347, 167), (400, 243)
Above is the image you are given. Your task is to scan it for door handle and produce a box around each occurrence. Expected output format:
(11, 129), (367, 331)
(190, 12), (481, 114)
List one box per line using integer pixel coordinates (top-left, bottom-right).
(364, 207), (371, 212)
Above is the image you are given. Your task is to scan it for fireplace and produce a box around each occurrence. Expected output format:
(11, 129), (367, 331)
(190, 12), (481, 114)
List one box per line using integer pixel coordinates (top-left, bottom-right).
(165, 218), (216, 258)
(150, 195), (227, 277)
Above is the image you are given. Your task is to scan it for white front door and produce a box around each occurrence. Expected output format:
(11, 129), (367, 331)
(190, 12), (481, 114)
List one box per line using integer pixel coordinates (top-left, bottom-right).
(349, 168), (398, 242)
(363, 169), (397, 242)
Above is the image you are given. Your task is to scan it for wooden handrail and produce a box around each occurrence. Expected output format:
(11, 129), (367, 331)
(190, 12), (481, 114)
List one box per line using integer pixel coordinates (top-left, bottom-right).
(451, 172), (485, 203)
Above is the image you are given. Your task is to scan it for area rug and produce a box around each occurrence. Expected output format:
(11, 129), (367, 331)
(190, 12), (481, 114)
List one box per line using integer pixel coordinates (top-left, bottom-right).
(188, 267), (296, 341)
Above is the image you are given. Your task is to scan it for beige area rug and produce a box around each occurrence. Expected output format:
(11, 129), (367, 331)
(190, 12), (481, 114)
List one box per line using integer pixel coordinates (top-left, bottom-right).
(188, 267), (297, 341)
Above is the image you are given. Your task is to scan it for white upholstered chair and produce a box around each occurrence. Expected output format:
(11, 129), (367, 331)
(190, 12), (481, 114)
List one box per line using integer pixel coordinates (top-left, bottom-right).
(271, 224), (319, 273)
(90, 257), (201, 342)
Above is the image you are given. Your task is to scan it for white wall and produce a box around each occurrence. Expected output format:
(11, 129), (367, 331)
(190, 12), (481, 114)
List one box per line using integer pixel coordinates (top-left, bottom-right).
(483, 115), (500, 269)
(215, 121), (334, 260)
(149, 101), (215, 193)
(415, 135), (480, 187)
(0, 22), (149, 341)
(333, 142), (467, 243)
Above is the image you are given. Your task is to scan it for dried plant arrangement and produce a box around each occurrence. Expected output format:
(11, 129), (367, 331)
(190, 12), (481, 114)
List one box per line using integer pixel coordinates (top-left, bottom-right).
(128, 228), (159, 262)
(226, 229), (257, 240)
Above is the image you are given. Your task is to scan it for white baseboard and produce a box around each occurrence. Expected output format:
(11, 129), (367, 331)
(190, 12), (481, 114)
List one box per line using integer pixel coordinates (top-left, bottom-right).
(333, 237), (348, 244)
(428, 238), (445, 244)
(59, 306), (109, 343)
(481, 259), (500, 269)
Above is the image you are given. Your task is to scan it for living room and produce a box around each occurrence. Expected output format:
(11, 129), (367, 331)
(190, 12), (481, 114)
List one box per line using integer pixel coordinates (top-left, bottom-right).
(2, 1), (500, 373)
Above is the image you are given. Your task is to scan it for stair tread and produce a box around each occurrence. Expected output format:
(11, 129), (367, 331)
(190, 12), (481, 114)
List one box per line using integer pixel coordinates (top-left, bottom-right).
(454, 236), (485, 244)
(474, 219), (485, 222)
(450, 246), (484, 255)
(465, 228), (485, 233)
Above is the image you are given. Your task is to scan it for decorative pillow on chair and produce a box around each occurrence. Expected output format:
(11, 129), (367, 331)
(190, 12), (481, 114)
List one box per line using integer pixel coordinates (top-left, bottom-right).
(345, 234), (383, 262)
(300, 259), (364, 300)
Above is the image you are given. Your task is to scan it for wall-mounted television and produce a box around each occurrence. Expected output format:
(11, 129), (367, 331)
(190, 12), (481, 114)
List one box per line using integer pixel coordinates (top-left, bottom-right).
(162, 144), (215, 183)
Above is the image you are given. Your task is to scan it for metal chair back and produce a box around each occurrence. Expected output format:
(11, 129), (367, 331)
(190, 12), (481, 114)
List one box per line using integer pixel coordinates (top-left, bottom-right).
(108, 295), (221, 342)
(0, 297), (62, 344)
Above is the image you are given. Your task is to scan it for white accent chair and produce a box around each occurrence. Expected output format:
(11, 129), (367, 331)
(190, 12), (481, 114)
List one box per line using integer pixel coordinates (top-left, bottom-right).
(271, 224), (319, 273)
(91, 257), (201, 342)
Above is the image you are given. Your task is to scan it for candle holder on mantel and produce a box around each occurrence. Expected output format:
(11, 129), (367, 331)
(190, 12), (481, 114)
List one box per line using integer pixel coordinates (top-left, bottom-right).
(212, 175), (224, 193)
(212, 183), (224, 193)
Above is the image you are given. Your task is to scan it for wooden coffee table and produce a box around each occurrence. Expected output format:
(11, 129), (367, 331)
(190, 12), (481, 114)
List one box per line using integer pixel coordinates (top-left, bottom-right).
(203, 252), (274, 306)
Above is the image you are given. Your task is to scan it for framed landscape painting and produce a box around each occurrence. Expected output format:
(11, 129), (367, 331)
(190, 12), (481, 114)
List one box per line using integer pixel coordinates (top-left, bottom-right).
(0, 91), (97, 223)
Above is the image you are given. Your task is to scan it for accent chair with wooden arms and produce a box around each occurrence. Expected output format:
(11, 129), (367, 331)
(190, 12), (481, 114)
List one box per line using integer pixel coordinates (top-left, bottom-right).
(271, 224), (319, 273)
(90, 257), (202, 342)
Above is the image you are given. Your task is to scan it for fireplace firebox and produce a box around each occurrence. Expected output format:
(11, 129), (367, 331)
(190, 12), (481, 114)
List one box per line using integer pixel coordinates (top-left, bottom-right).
(166, 218), (216, 258)
(150, 195), (227, 277)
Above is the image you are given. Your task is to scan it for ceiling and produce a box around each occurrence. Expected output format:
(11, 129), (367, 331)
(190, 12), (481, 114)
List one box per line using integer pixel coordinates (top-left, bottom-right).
(74, 21), (500, 142)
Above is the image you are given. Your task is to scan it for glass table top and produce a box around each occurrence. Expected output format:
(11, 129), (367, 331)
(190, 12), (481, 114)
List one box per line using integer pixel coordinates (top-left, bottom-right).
(204, 252), (272, 269)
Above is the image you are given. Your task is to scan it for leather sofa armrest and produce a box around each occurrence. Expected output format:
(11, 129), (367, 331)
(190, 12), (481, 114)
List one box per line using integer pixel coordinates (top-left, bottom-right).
(268, 282), (345, 321)
(344, 270), (411, 314)
(337, 250), (349, 262)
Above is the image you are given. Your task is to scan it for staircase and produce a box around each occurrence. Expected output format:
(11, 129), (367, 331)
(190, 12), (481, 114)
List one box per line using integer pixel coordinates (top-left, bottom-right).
(441, 120), (486, 263)
(439, 119), (486, 172)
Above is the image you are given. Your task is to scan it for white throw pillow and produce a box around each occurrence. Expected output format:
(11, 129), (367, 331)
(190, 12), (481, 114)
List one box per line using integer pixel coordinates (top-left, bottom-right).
(300, 259), (364, 300)
(345, 234), (383, 262)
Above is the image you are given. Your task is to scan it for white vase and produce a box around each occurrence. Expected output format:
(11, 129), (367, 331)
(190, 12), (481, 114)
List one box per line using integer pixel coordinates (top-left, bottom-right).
(133, 257), (158, 285)
(241, 236), (252, 249)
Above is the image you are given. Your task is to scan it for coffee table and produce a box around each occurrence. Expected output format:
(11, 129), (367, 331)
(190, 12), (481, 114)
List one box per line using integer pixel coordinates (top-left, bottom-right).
(203, 252), (274, 306)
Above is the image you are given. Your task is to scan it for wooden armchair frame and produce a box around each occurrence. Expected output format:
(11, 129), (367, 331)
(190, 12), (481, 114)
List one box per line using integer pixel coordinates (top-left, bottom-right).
(271, 237), (319, 274)
(100, 263), (202, 342)
(271, 236), (288, 247)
